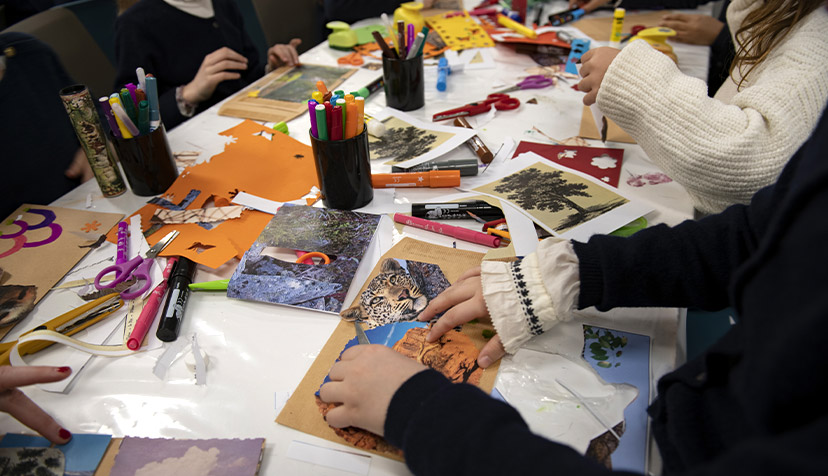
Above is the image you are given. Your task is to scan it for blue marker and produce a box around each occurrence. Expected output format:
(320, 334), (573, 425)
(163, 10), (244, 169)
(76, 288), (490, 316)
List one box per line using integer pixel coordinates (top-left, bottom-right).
(436, 57), (450, 92)
(145, 75), (160, 129)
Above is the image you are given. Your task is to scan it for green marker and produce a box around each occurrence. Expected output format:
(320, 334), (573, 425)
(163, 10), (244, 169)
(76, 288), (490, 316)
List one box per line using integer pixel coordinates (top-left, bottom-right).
(188, 279), (230, 291)
(315, 104), (328, 140)
(137, 100), (150, 135)
(119, 88), (137, 124)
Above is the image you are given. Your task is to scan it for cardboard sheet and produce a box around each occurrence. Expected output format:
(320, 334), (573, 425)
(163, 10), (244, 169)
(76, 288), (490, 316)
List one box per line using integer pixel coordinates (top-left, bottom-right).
(0, 205), (122, 339)
(426, 10), (495, 50)
(218, 64), (356, 123)
(571, 10), (672, 42)
(106, 120), (320, 268)
(579, 106), (636, 143)
(277, 238), (500, 460)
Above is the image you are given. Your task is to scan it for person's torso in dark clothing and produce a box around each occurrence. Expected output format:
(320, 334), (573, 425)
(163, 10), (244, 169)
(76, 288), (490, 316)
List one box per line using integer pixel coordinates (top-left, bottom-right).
(114, 0), (262, 125)
(0, 32), (82, 218)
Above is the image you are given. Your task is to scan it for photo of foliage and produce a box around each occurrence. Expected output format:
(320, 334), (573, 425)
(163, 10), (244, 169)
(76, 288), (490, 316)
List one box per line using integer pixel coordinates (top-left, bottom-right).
(257, 64), (353, 103)
(227, 205), (381, 313)
(473, 162), (628, 234)
(368, 115), (456, 164)
(340, 258), (451, 327)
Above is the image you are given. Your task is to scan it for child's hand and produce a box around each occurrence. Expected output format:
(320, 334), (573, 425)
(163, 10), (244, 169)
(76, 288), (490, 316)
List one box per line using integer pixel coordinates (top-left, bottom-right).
(182, 47), (248, 104)
(578, 46), (620, 106)
(659, 13), (724, 45)
(319, 345), (426, 436)
(418, 267), (505, 368)
(0, 365), (73, 445)
(267, 38), (302, 70)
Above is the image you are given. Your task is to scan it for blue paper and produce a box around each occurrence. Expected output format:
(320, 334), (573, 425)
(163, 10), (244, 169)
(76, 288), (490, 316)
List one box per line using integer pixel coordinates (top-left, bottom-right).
(0, 433), (111, 475)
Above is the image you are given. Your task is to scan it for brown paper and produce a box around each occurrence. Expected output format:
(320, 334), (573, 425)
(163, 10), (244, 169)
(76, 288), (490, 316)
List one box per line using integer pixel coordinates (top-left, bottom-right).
(276, 238), (500, 461)
(571, 10), (672, 42)
(0, 205), (122, 339)
(579, 106), (636, 144)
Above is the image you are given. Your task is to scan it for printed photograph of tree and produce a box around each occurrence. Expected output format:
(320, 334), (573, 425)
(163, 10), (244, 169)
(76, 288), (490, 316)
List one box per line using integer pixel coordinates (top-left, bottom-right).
(473, 162), (628, 233)
(368, 116), (455, 164)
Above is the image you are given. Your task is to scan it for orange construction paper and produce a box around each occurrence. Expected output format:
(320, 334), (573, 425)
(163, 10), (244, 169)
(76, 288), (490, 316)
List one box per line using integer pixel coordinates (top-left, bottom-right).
(107, 120), (320, 268)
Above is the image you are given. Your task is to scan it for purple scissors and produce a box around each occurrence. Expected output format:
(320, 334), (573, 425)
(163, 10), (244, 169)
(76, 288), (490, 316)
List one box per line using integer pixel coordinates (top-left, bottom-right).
(94, 230), (179, 300)
(495, 75), (556, 94)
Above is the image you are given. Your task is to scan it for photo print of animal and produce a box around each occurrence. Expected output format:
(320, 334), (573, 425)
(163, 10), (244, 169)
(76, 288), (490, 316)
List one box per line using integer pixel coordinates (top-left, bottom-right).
(227, 205), (381, 314)
(340, 258), (451, 328)
(367, 108), (475, 168)
(466, 153), (652, 242)
(315, 321), (485, 457)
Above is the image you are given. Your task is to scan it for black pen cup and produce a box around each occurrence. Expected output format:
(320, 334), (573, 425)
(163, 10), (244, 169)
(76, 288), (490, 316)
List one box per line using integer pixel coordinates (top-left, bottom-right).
(382, 54), (424, 111)
(309, 128), (373, 210)
(109, 125), (178, 196)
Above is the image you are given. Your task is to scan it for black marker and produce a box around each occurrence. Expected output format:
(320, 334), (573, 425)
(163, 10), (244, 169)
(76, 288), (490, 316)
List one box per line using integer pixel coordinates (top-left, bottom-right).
(392, 158), (480, 176)
(412, 200), (503, 221)
(156, 257), (197, 342)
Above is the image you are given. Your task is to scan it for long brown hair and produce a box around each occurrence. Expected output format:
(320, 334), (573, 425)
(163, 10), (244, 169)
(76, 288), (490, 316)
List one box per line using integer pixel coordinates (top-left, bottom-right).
(731, 0), (824, 89)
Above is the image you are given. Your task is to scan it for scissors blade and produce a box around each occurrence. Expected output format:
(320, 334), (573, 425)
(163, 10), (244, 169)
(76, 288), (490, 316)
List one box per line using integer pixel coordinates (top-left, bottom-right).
(144, 230), (179, 259)
(354, 320), (371, 345)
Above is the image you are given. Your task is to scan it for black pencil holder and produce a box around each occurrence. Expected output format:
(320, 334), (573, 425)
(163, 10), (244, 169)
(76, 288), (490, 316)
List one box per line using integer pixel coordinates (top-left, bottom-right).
(109, 125), (178, 196)
(382, 54), (424, 111)
(309, 128), (373, 210)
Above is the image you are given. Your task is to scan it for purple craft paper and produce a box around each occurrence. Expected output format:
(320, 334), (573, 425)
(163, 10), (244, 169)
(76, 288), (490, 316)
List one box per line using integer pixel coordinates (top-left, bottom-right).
(109, 437), (265, 476)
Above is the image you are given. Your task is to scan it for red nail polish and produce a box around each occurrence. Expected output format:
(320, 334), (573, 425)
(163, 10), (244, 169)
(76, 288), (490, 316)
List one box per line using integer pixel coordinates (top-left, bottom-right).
(59, 428), (72, 440)
(57, 366), (71, 374)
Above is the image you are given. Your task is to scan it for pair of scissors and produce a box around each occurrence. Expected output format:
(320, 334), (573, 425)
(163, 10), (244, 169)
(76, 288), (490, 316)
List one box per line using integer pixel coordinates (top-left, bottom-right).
(432, 93), (521, 121)
(337, 51), (364, 66)
(94, 230), (179, 300)
(494, 75), (556, 94)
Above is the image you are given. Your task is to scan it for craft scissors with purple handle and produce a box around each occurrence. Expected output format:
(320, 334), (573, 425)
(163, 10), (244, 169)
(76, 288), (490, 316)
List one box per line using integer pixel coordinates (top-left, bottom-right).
(94, 230), (179, 300)
(495, 75), (556, 94)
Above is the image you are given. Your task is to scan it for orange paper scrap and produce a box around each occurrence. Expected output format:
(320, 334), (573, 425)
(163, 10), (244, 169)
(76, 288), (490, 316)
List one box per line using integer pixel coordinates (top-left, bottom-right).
(107, 120), (320, 268)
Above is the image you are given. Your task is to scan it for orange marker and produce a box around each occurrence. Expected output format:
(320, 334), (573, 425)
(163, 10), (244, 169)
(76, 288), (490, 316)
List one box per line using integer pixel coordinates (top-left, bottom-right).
(355, 96), (365, 134)
(316, 80), (329, 95)
(345, 101), (357, 139)
(371, 170), (461, 188)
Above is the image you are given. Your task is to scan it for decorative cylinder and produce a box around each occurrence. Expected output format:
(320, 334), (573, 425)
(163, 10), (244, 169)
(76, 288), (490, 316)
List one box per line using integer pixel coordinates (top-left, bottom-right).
(59, 84), (126, 197)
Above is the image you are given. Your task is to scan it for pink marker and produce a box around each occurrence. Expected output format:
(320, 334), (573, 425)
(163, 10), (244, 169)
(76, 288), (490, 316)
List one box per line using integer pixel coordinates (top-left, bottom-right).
(127, 257), (178, 350)
(393, 213), (501, 248)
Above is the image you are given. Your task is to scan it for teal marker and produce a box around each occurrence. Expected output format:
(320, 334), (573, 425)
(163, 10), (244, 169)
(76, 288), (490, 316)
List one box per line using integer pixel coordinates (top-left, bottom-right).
(119, 88), (137, 124)
(145, 76), (160, 128)
(138, 100), (150, 135)
(188, 279), (230, 291)
(315, 104), (328, 140)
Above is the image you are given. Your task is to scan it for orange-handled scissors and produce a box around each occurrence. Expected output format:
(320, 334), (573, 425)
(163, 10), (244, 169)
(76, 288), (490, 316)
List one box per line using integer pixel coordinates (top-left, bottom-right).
(94, 230), (179, 300)
(432, 94), (520, 121)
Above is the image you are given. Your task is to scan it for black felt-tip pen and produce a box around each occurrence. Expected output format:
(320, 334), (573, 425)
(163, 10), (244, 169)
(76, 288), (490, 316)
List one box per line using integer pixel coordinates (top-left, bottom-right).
(412, 200), (503, 221)
(156, 257), (198, 342)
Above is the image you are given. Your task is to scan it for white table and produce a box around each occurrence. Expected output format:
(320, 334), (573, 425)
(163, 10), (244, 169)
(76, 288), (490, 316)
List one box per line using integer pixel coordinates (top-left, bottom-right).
(1, 6), (711, 474)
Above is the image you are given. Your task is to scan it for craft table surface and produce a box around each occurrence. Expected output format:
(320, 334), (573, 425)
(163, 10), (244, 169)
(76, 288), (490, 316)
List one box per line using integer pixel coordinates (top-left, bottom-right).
(1, 3), (712, 474)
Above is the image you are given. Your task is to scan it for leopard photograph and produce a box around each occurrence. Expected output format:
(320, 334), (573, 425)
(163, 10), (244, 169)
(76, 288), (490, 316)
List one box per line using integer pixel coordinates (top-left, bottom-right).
(340, 258), (451, 328)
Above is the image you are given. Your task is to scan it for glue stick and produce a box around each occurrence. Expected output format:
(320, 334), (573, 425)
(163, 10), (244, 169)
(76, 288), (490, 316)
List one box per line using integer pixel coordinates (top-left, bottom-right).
(609, 8), (625, 48)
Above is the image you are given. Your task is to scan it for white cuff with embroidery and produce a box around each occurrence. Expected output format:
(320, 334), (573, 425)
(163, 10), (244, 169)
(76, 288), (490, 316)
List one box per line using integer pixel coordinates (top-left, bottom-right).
(481, 237), (580, 354)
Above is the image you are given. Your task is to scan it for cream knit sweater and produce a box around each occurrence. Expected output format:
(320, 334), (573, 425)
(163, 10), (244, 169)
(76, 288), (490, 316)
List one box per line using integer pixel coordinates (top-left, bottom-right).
(597, 0), (828, 213)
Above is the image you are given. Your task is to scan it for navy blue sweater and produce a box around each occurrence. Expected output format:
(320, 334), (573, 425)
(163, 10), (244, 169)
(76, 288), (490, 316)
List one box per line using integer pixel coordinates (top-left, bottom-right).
(385, 107), (828, 475)
(114, 0), (262, 129)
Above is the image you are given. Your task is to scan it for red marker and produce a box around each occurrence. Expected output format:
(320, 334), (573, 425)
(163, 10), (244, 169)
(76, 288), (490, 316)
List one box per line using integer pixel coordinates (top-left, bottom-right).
(393, 213), (501, 248)
(126, 257), (178, 350)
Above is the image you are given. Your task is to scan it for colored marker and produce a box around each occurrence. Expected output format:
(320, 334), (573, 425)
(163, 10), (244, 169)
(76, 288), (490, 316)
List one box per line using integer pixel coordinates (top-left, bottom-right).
(138, 100), (150, 135)
(312, 91), (323, 103)
(156, 257), (197, 342)
(407, 32), (425, 59)
(412, 200), (503, 221)
(355, 96), (365, 134)
(127, 257), (177, 350)
(324, 101), (333, 131)
(371, 170), (461, 188)
(393, 213), (501, 248)
(136, 66), (146, 90)
(372, 30), (396, 59)
(331, 105), (343, 140)
(345, 100), (357, 139)
(108, 95), (133, 138)
(273, 121), (289, 134)
(392, 158), (480, 176)
(336, 98), (346, 130)
(407, 23), (415, 56)
(437, 57), (450, 91)
(124, 83), (138, 107)
(309, 100), (318, 138)
(315, 104), (328, 140)
(497, 14), (537, 39)
(99, 97), (121, 138)
(188, 279), (230, 291)
(145, 76), (160, 128)
(119, 88), (137, 124)
(453, 117), (494, 163)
